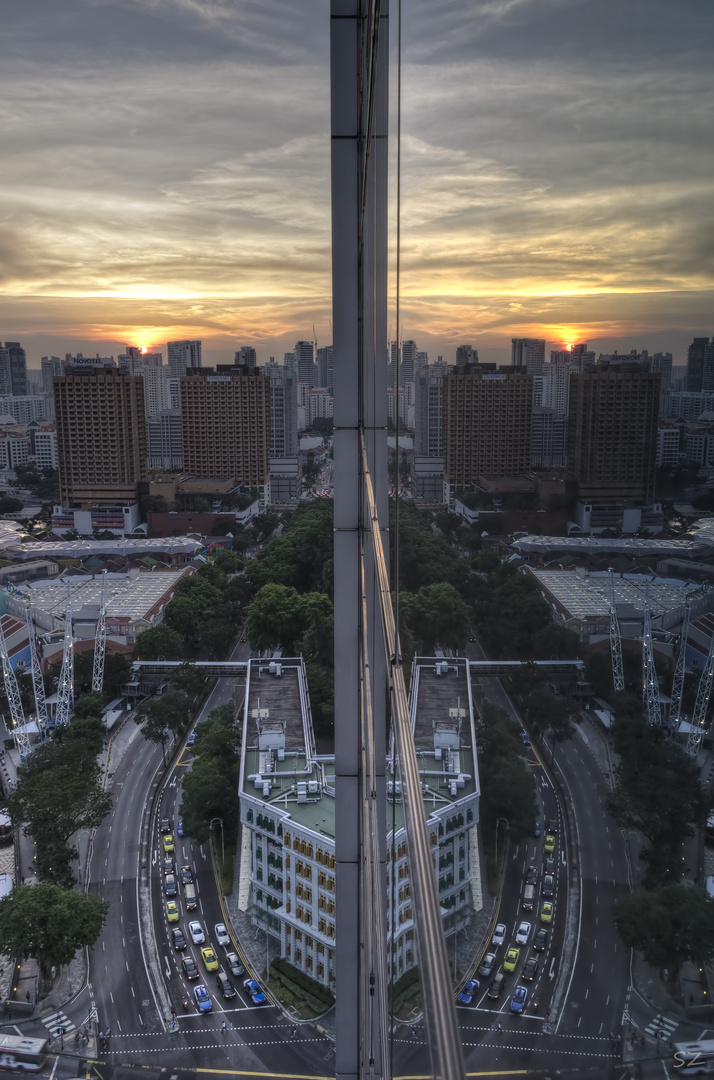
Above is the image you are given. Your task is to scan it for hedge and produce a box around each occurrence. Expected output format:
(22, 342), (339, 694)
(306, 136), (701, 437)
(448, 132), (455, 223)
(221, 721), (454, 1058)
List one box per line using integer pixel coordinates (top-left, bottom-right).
(271, 957), (335, 1006)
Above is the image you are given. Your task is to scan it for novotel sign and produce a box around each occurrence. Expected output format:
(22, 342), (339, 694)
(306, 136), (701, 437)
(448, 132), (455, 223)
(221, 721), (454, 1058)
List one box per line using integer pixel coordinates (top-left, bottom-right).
(207, 376), (232, 382)
(481, 373), (507, 381)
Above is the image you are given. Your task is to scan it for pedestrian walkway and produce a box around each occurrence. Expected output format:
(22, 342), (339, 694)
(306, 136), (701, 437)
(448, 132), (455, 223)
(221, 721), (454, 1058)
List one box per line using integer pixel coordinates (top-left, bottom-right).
(40, 1008), (76, 1036)
(644, 1012), (678, 1040)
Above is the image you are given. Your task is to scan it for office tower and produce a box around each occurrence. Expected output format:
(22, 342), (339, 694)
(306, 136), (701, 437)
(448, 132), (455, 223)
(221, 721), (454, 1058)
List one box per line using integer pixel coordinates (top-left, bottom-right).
(140, 366), (175, 419)
(316, 346), (334, 389)
(400, 340), (417, 385)
(545, 361), (579, 415)
(295, 341), (315, 387)
(455, 345), (477, 370)
(416, 351), (429, 369)
(146, 409), (183, 470)
(390, 340), (400, 366)
(26, 370), (43, 396)
(263, 361), (298, 457)
(284, 351), (296, 372)
(167, 339), (202, 377)
(54, 367), (147, 508)
(531, 408), (567, 468)
(443, 366), (533, 490)
(414, 363), (446, 457)
(701, 344), (714, 393)
(1, 342), (27, 396)
(179, 368), (270, 491)
(41, 356), (63, 395)
(567, 362), (660, 503)
(511, 338), (545, 375)
(687, 337), (711, 392)
(550, 344), (595, 372)
(235, 346), (258, 372)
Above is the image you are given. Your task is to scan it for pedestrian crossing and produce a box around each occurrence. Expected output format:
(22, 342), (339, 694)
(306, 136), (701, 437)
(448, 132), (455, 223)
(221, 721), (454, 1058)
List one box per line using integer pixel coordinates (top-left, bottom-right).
(644, 1013), (678, 1039)
(41, 1009), (76, 1036)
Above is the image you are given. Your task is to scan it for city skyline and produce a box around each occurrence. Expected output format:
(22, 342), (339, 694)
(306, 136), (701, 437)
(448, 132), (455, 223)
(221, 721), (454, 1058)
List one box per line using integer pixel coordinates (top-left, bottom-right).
(2, 0), (711, 367)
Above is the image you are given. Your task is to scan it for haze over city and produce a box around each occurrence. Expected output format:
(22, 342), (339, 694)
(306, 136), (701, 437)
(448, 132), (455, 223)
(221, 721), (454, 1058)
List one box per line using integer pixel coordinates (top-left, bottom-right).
(2, 0), (712, 366)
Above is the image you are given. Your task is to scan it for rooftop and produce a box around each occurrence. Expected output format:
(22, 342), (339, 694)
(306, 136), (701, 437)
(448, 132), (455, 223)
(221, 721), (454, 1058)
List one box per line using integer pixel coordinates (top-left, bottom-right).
(527, 568), (699, 620)
(18, 569), (192, 627)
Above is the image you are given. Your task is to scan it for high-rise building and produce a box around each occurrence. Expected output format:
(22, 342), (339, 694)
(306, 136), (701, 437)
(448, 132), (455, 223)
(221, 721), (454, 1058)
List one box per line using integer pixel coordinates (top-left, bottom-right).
(235, 346), (258, 372)
(511, 338), (545, 375)
(550, 344), (595, 372)
(41, 356), (63, 395)
(414, 362), (447, 457)
(443, 366), (533, 497)
(400, 340), (417, 385)
(179, 367), (270, 499)
(263, 362), (298, 457)
(0, 396), (47, 425)
(567, 362), (660, 504)
(167, 339), (202, 377)
(146, 409), (183, 470)
(531, 407), (567, 468)
(687, 337), (711, 392)
(295, 341), (316, 387)
(54, 367), (147, 508)
(1, 342), (27, 396)
(316, 346), (334, 390)
(652, 351), (673, 392)
(455, 345), (477, 370)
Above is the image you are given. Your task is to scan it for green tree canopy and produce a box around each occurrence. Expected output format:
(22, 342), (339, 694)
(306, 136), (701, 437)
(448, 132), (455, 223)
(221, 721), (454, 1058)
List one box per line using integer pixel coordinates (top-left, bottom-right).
(71, 692), (107, 720)
(0, 883), (109, 981)
(180, 704), (241, 844)
(135, 691), (191, 753)
(244, 584), (306, 656)
(48, 649), (132, 699)
(0, 496), (23, 514)
(613, 884), (714, 975)
(399, 583), (471, 655)
(247, 500), (334, 596)
(476, 702), (537, 844)
(213, 549), (245, 574)
(134, 624), (183, 661)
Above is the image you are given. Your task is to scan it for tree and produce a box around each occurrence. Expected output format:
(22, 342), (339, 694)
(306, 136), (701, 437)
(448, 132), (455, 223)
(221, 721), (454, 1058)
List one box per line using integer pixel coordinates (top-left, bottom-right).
(613, 884), (714, 976)
(142, 495), (170, 513)
(0, 496), (23, 514)
(400, 583), (471, 655)
(53, 649), (132, 698)
(71, 692), (107, 720)
(247, 500), (334, 596)
(180, 704), (241, 843)
(476, 702), (538, 844)
(244, 584), (305, 655)
(134, 624), (183, 661)
(299, 593), (334, 665)
(213, 549), (245, 574)
(202, 619), (236, 659)
(533, 622), (580, 660)
(0, 883), (109, 983)
(135, 691), (191, 758)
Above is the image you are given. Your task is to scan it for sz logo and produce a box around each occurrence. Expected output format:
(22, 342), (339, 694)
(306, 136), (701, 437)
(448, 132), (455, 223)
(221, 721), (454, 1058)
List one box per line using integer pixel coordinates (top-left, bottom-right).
(673, 1051), (706, 1070)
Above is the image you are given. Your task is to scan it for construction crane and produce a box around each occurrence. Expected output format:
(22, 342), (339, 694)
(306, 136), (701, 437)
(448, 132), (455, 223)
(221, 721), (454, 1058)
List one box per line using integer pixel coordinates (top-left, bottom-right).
(670, 603), (690, 731)
(92, 571), (107, 694)
(687, 630), (714, 757)
(642, 594), (661, 726)
(608, 570), (624, 693)
(25, 602), (49, 740)
(0, 613), (29, 759)
(313, 324), (318, 351)
(55, 581), (74, 727)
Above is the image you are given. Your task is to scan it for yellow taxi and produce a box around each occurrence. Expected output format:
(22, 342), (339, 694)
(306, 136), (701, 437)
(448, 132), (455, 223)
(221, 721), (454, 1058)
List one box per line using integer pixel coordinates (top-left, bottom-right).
(201, 946), (219, 971)
(540, 902), (553, 924)
(503, 947), (520, 972)
(163, 833), (175, 853)
(166, 901), (179, 923)
(544, 833), (556, 853)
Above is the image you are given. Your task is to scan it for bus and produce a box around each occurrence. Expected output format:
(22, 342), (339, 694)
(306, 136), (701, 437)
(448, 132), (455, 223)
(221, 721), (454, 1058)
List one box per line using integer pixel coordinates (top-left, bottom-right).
(0, 1034), (49, 1072)
(673, 1040), (714, 1076)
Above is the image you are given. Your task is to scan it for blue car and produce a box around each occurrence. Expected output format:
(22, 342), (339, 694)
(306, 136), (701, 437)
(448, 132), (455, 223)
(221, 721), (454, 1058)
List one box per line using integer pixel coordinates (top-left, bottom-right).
(510, 985), (528, 1014)
(194, 984), (212, 1012)
(534, 819), (541, 837)
(521, 731), (531, 746)
(177, 817), (184, 837)
(457, 979), (480, 1005)
(187, 732), (196, 747)
(243, 978), (266, 1004)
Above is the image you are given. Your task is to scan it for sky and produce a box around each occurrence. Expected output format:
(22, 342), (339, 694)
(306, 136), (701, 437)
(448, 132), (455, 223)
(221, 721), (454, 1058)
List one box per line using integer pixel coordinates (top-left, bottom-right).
(1, 0), (712, 369)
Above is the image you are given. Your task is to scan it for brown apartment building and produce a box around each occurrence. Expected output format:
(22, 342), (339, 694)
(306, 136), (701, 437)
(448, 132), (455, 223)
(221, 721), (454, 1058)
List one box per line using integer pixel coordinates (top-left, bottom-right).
(179, 367), (271, 496)
(567, 362), (660, 504)
(54, 367), (147, 508)
(443, 365), (533, 496)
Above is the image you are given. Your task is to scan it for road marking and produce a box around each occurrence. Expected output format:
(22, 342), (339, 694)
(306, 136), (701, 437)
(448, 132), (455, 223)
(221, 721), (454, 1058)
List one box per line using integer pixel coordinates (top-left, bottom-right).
(131, 987), (135, 998)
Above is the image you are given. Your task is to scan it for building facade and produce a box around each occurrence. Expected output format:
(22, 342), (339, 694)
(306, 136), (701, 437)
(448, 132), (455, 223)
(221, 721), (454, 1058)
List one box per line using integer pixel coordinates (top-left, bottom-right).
(167, 339), (202, 377)
(511, 338), (545, 374)
(414, 362), (447, 458)
(146, 409), (183, 470)
(0, 343), (27, 397)
(53, 367), (148, 508)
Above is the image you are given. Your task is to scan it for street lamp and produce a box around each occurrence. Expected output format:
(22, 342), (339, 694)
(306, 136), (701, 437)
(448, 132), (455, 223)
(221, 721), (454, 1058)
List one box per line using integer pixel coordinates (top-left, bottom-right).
(209, 817), (224, 865)
(495, 817), (509, 865)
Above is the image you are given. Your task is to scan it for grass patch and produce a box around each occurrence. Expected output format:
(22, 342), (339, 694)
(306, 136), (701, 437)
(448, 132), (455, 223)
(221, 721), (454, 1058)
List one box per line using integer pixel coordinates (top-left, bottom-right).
(268, 958), (334, 1018)
(391, 966), (423, 1018)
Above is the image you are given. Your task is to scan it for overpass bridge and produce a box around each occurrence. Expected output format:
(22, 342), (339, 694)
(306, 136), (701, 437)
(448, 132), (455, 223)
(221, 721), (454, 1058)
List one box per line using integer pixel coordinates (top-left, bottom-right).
(130, 658), (584, 678)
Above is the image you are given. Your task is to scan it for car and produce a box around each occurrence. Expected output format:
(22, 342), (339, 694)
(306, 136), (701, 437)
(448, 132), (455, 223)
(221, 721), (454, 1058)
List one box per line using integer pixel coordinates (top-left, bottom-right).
(243, 978), (266, 1004)
(515, 921), (531, 945)
(487, 973), (505, 1000)
(180, 865), (193, 885)
(163, 834), (175, 853)
(503, 947), (520, 972)
(492, 923), (507, 947)
(540, 902), (553, 923)
(544, 833), (556, 853)
(544, 855), (556, 874)
(478, 951), (497, 978)
(525, 865), (539, 886)
(216, 972), (236, 999)
(200, 946), (219, 971)
(214, 923), (230, 947)
(177, 818), (184, 837)
(521, 731), (531, 746)
(193, 984), (212, 1012)
(510, 985), (528, 1014)
(533, 928), (549, 952)
(522, 956), (539, 981)
(547, 817), (558, 833)
(166, 900), (179, 923)
(226, 952), (244, 978)
(542, 874), (554, 898)
(171, 927), (186, 950)
(457, 979), (480, 1005)
(534, 820), (542, 838)
(188, 921), (205, 945)
(187, 732), (196, 746)
(182, 956), (199, 980)
(163, 857), (174, 876)
(160, 817), (171, 833)
(165, 874), (177, 897)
